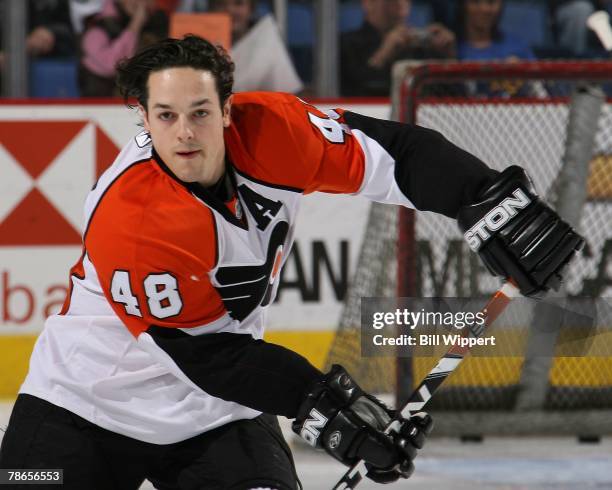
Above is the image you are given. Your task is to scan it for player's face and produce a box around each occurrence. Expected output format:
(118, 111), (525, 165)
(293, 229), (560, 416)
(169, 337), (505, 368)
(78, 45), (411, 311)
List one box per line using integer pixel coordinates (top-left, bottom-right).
(142, 67), (231, 187)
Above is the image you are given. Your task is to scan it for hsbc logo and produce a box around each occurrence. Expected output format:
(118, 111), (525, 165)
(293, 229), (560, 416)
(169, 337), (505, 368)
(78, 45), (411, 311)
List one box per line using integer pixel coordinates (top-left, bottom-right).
(0, 121), (119, 245)
(464, 188), (531, 252)
(0, 118), (122, 330)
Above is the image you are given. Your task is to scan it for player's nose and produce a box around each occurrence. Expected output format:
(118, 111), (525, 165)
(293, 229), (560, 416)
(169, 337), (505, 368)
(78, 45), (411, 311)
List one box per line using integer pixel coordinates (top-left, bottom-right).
(177, 115), (195, 141)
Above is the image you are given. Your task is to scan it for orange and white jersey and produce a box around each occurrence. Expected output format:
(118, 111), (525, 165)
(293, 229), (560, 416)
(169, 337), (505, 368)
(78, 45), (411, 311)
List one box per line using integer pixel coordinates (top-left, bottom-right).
(21, 93), (496, 444)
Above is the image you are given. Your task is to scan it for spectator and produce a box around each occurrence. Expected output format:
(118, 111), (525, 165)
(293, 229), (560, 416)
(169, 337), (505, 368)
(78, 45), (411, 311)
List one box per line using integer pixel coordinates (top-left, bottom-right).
(455, 0), (544, 98)
(204, 0), (303, 93)
(79, 0), (168, 96)
(0, 0), (75, 93)
(1, 0), (76, 67)
(455, 0), (535, 61)
(340, 0), (456, 97)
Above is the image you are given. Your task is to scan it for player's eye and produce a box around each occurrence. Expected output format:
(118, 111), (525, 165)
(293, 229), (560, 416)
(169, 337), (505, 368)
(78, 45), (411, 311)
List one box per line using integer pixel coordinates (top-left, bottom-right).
(158, 112), (174, 121)
(193, 110), (208, 118)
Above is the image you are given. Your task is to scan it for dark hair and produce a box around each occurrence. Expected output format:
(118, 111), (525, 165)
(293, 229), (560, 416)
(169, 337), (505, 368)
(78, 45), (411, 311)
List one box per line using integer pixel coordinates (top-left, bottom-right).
(454, 0), (504, 43)
(116, 35), (235, 109)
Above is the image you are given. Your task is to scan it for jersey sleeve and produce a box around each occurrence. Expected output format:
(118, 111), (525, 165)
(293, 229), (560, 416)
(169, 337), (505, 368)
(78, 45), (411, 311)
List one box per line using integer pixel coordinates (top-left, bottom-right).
(228, 93), (499, 218)
(341, 110), (500, 218)
(226, 92), (366, 195)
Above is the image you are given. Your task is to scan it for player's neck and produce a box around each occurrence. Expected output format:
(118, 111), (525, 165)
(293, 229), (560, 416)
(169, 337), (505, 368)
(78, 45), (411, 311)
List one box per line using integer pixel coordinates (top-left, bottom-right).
(198, 155), (226, 189)
(206, 170), (234, 202)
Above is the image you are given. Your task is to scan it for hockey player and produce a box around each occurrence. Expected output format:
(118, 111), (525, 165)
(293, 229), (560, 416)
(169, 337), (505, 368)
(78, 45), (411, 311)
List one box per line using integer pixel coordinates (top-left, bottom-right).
(0, 36), (583, 489)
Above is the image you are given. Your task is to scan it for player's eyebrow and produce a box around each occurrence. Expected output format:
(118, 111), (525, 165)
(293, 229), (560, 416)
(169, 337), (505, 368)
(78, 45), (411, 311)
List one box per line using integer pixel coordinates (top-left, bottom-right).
(152, 99), (212, 110)
(190, 99), (212, 107)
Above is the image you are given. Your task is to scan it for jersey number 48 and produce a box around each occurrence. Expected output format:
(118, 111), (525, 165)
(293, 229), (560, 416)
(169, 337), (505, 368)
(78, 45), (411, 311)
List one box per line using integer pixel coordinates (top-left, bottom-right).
(110, 270), (183, 319)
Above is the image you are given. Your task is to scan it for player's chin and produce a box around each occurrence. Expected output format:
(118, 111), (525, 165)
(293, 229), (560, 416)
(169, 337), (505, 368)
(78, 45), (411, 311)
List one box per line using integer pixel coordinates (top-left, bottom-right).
(171, 162), (202, 184)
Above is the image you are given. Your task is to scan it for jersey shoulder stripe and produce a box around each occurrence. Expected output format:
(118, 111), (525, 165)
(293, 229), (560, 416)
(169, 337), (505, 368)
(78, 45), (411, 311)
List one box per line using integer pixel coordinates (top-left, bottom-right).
(83, 131), (153, 239)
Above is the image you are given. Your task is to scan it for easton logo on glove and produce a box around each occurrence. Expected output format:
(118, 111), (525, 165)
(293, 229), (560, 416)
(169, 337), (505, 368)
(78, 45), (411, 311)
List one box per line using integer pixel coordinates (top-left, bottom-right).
(300, 408), (328, 446)
(464, 188), (531, 251)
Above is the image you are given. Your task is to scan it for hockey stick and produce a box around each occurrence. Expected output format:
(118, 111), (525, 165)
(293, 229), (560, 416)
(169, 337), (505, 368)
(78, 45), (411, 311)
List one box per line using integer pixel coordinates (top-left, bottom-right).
(332, 280), (520, 490)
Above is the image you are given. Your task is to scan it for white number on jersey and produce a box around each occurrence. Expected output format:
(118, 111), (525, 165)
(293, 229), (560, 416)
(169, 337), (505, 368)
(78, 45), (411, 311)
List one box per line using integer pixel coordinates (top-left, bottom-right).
(143, 273), (183, 319)
(110, 270), (183, 319)
(308, 112), (345, 144)
(111, 270), (142, 317)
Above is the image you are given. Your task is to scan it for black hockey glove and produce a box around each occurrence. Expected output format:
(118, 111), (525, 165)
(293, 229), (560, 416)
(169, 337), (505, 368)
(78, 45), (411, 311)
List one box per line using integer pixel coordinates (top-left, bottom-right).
(292, 365), (433, 484)
(457, 165), (584, 298)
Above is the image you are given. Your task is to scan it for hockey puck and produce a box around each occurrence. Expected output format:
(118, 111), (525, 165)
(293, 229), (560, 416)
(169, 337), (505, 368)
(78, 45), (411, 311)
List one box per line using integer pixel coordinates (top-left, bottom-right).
(460, 434), (484, 443)
(578, 435), (601, 444)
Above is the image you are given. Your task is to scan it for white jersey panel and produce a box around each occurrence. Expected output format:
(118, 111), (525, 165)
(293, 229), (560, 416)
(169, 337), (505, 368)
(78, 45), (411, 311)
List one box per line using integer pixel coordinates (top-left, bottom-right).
(351, 129), (415, 208)
(21, 315), (258, 444)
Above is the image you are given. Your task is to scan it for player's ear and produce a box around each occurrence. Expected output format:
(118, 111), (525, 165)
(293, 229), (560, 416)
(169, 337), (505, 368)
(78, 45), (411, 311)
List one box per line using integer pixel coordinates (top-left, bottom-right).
(222, 95), (232, 128)
(139, 104), (151, 132)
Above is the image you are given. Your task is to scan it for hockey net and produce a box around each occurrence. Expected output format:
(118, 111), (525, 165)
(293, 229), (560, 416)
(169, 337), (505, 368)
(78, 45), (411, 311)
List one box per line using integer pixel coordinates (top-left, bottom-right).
(326, 61), (612, 435)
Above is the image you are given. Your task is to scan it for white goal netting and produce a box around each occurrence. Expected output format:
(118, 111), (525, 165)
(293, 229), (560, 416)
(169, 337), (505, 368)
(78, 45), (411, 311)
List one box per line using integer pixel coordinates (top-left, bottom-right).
(326, 61), (612, 434)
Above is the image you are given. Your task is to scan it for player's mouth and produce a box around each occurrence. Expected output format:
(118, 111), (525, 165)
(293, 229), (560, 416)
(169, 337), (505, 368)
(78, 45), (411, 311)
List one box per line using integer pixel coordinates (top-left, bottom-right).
(176, 150), (201, 159)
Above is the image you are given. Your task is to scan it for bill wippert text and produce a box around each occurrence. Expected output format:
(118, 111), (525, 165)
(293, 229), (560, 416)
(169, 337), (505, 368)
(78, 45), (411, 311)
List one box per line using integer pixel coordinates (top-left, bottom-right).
(372, 334), (496, 348)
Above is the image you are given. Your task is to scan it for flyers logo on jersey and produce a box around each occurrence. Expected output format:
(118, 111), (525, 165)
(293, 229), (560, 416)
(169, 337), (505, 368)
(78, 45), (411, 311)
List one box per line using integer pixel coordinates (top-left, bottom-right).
(215, 221), (288, 321)
(214, 185), (288, 321)
(0, 121), (119, 246)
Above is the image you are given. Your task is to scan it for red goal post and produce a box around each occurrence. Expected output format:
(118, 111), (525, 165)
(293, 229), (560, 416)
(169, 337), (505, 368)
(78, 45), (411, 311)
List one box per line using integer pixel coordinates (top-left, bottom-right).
(394, 60), (612, 123)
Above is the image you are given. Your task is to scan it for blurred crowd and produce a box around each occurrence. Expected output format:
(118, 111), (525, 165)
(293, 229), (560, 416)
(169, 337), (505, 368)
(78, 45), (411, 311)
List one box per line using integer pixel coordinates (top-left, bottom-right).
(1, 0), (612, 98)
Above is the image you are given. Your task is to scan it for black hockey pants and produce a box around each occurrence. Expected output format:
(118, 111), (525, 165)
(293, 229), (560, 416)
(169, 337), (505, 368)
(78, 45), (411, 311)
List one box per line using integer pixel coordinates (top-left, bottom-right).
(0, 394), (299, 490)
